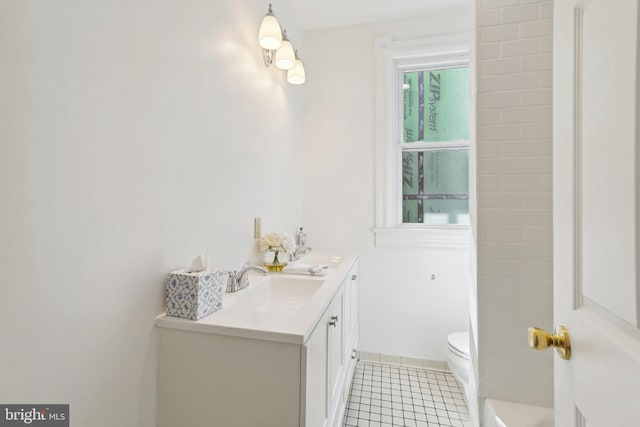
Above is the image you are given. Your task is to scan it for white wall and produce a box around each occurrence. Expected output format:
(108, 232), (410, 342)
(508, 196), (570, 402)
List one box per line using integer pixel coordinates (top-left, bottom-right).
(301, 8), (471, 362)
(0, 1), (303, 425)
(475, 0), (554, 408)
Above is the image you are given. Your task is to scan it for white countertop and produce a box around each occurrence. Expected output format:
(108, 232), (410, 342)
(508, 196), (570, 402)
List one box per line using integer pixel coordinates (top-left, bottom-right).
(155, 252), (357, 345)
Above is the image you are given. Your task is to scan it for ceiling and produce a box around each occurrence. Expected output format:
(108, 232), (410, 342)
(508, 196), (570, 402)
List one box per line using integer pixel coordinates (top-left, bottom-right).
(287, 0), (469, 31)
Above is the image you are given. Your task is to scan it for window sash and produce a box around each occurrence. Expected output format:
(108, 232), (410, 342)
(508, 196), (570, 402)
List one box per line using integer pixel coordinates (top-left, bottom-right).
(400, 66), (470, 145)
(399, 146), (469, 225)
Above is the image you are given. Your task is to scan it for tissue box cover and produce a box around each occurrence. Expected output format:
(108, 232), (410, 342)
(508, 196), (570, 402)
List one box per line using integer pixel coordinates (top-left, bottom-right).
(166, 270), (224, 320)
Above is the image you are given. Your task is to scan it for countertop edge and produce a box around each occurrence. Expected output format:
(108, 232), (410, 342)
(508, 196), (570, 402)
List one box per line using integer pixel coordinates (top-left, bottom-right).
(155, 253), (358, 347)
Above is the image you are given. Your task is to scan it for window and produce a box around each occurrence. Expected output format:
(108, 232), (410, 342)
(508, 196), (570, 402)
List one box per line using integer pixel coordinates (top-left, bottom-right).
(401, 67), (469, 225)
(374, 35), (470, 248)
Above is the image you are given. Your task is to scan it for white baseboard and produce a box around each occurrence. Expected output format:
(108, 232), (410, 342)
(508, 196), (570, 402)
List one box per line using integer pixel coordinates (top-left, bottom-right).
(358, 351), (447, 371)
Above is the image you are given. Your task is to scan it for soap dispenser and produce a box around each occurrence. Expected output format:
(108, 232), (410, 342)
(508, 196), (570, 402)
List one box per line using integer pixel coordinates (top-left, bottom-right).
(296, 226), (307, 255)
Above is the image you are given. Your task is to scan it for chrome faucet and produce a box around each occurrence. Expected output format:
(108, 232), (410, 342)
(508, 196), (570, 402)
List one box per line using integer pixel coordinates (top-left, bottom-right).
(225, 262), (267, 293)
(289, 247), (300, 262)
(289, 246), (312, 262)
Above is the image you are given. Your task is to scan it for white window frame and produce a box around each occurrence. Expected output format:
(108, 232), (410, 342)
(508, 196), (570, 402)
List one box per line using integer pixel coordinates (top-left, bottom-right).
(373, 34), (470, 249)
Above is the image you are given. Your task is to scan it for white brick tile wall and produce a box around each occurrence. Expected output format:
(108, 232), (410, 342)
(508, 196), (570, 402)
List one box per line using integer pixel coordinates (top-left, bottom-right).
(500, 106), (541, 123)
(521, 122), (551, 138)
(539, 2), (553, 19)
(477, 10), (502, 26)
(521, 88), (552, 105)
(521, 53), (552, 71)
(501, 72), (539, 90)
(482, 57), (521, 75)
(478, 43), (501, 60)
(502, 4), (540, 23)
(478, 175), (504, 191)
(475, 0), (553, 408)
(478, 75), (502, 93)
(478, 109), (502, 125)
(519, 19), (553, 38)
(478, 124), (522, 140)
(538, 36), (553, 53)
(478, 158), (524, 175)
(480, 24), (519, 42)
(502, 175), (543, 192)
(538, 70), (552, 87)
(477, 141), (503, 155)
(480, 0), (521, 9)
(521, 157), (552, 174)
(501, 141), (541, 157)
(477, 91), (521, 108)
(501, 38), (539, 57)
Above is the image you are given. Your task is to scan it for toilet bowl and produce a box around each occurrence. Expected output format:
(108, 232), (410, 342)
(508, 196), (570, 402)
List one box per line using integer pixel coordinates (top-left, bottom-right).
(447, 331), (479, 427)
(446, 331), (470, 397)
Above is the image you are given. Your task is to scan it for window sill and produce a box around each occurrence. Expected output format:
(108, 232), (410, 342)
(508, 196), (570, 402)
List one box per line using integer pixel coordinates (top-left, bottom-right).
(373, 226), (470, 249)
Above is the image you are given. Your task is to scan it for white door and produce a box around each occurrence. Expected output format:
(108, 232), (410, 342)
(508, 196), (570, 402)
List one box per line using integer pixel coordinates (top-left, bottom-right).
(554, 0), (640, 425)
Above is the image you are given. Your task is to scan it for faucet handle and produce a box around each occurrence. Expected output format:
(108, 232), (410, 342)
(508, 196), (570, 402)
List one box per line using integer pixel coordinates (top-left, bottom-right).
(223, 270), (237, 293)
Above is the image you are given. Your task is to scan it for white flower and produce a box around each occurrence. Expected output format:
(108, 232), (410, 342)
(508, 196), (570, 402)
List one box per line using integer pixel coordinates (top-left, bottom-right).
(258, 239), (270, 252)
(258, 231), (295, 253)
(265, 233), (282, 247)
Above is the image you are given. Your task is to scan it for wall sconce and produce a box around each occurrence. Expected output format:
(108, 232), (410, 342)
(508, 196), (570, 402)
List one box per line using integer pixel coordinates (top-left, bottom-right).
(258, 4), (305, 85)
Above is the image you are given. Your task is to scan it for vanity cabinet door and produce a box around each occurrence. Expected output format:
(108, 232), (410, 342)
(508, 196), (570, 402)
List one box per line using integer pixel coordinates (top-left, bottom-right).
(327, 286), (344, 426)
(303, 262), (358, 427)
(341, 263), (359, 370)
(348, 264), (359, 342)
(341, 263), (359, 408)
(343, 275), (351, 359)
(303, 307), (329, 427)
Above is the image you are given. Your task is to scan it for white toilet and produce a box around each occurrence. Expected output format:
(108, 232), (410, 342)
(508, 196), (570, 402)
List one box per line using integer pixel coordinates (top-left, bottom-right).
(446, 331), (471, 401)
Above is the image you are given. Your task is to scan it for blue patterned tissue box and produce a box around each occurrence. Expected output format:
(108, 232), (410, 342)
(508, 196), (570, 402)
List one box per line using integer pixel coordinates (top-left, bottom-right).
(166, 270), (225, 320)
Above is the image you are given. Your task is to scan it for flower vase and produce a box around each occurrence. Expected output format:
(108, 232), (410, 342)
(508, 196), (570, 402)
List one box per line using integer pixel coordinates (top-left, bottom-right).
(264, 250), (288, 273)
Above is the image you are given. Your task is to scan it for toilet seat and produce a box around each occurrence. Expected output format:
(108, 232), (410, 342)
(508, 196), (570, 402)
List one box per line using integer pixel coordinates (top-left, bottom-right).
(447, 332), (470, 360)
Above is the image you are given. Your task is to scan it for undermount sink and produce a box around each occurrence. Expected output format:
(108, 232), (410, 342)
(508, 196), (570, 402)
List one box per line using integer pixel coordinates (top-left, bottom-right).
(230, 275), (325, 315)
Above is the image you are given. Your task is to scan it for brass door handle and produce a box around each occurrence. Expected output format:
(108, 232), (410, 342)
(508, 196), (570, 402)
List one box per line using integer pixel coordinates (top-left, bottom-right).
(528, 325), (571, 360)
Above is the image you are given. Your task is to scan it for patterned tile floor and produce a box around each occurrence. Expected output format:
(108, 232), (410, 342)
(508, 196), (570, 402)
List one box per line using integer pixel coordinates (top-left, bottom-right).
(343, 361), (470, 427)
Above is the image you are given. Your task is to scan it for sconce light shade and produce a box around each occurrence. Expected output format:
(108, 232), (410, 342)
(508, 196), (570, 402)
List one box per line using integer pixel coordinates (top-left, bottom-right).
(275, 38), (295, 70)
(258, 6), (282, 50)
(287, 58), (306, 85)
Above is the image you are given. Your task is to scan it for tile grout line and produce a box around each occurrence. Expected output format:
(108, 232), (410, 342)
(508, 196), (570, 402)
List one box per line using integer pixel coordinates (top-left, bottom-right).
(343, 361), (470, 427)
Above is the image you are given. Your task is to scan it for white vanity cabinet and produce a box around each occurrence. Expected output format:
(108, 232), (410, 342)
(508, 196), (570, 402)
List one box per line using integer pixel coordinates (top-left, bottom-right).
(157, 257), (359, 427)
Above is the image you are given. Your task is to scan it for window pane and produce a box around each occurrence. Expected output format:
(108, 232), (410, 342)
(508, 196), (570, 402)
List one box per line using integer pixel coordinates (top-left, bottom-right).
(402, 149), (469, 225)
(403, 67), (469, 143)
(402, 151), (420, 222)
